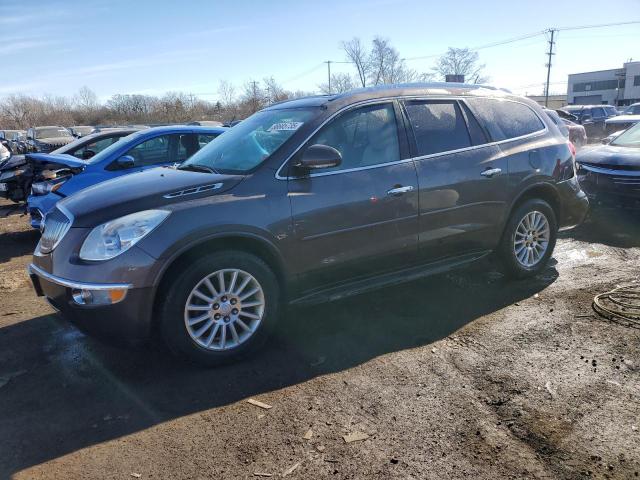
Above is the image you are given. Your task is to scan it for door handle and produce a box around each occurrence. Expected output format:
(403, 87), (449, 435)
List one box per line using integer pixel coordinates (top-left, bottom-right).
(386, 185), (414, 196)
(480, 167), (502, 178)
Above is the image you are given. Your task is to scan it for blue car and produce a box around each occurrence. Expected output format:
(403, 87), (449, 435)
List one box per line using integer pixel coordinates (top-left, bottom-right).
(27, 125), (226, 229)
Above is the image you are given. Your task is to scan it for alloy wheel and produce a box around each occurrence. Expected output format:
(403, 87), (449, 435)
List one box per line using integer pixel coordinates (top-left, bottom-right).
(184, 269), (265, 351)
(513, 210), (550, 268)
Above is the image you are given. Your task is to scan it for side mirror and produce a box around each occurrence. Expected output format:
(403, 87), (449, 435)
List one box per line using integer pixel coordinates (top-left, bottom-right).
(82, 149), (96, 160)
(297, 144), (342, 170)
(116, 155), (135, 169)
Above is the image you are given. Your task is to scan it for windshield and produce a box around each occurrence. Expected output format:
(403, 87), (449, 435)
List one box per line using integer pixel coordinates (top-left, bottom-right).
(611, 122), (640, 148)
(73, 126), (94, 136)
(181, 108), (319, 174)
(85, 131), (141, 164)
(35, 127), (72, 139)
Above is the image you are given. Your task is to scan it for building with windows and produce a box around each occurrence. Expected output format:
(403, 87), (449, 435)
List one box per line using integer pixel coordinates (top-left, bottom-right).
(567, 61), (640, 106)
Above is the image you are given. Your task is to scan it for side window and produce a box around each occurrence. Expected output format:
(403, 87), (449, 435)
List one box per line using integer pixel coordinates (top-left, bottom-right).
(198, 134), (219, 148)
(459, 102), (488, 145)
(404, 100), (472, 156)
(591, 107), (605, 119)
(125, 135), (172, 167)
(306, 103), (399, 171)
(72, 137), (119, 159)
(466, 98), (545, 141)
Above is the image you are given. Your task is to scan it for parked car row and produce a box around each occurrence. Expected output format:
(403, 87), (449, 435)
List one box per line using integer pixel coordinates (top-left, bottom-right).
(542, 108), (587, 149)
(25, 83), (592, 365)
(0, 120), (230, 155)
(0, 127), (142, 203)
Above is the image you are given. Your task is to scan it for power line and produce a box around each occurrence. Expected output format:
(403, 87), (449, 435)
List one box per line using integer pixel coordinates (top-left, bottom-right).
(556, 19), (640, 31)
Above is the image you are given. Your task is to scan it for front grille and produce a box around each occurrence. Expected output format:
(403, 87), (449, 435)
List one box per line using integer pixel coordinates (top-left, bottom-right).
(39, 207), (72, 254)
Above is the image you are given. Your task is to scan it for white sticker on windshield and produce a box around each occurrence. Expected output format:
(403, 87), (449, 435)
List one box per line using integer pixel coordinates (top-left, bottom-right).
(268, 121), (303, 132)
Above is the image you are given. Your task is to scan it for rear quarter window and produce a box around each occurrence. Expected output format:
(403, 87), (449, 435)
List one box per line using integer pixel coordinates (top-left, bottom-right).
(466, 98), (546, 141)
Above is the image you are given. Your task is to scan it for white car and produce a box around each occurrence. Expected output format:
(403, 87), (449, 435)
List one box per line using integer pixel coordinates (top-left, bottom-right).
(604, 114), (640, 137)
(0, 143), (11, 162)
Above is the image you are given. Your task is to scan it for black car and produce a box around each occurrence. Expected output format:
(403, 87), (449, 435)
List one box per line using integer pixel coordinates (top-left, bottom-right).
(576, 122), (640, 211)
(28, 83), (588, 365)
(563, 105), (618, 142)
(0, 128), (140, 202)
(25, 126), (75, 153)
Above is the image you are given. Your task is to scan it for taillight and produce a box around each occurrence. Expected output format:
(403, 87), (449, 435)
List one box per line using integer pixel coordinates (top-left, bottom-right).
(567, 141), (577, 178)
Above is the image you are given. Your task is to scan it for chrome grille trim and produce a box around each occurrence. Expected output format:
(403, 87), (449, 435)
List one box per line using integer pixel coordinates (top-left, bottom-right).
(39, 205), (73, 254)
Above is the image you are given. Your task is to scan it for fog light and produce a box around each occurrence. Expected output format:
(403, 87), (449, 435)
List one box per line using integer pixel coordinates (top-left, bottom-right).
(72, 288), (128, 305)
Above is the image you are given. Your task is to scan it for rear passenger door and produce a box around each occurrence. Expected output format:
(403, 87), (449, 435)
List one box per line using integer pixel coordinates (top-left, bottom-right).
(403, 99), (508, 262)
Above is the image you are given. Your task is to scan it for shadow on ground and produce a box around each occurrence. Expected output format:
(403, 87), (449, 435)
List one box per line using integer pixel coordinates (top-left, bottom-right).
(563, 209), (640, 248)
(0, 229), (39, 264)
(0, 263), (557, 477)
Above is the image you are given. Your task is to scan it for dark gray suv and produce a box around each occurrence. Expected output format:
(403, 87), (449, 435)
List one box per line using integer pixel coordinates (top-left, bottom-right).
(28, 83), (589, 365)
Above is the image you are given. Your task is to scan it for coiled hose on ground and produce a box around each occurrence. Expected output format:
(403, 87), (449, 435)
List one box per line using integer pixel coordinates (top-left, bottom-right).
(593, 284), (640, 328)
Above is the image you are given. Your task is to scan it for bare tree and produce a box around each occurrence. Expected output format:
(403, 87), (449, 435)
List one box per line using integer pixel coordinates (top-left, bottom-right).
(263, 76), (289, 104)
(319, 73), (355, 94)
(74, 86), (99, 112)
(433, 48), (487, 84)
(240, 80), (266, 114)
(342, 38), (369, 88)
(217, 80), (236, 107)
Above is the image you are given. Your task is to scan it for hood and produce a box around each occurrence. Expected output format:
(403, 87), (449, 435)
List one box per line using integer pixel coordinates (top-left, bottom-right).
(605, 115), (640, 125)
(26, 153), (86, 169)
(577, 145), (640, 168)
(35, 136), (74, 145)
(59, 166), (244, 227)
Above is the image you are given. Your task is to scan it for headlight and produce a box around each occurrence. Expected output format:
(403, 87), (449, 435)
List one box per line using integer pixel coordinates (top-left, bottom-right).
(79, 210), (170, 261)
(31, 177), (68, 195)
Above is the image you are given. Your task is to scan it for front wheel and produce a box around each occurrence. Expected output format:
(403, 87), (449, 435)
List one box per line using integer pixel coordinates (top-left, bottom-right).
(159, 250), (280, 366)
(498, 199), (557, 278)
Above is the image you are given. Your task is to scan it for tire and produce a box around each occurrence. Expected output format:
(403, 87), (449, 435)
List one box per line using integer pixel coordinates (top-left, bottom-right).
(159, 250), (280, 366)
(498, 199), (557, 279)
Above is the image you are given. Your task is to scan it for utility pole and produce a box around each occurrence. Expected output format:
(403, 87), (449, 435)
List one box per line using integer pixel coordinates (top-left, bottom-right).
(544, 28), (556, 107)
(324, 61), (332, 93)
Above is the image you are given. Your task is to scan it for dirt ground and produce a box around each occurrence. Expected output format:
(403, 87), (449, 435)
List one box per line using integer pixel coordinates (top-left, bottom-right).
(0, 200), (638, 480)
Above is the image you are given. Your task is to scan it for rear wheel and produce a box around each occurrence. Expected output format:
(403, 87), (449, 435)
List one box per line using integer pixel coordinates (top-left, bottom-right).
(498, 199), (557, 278)
(159, 250), (280, 366)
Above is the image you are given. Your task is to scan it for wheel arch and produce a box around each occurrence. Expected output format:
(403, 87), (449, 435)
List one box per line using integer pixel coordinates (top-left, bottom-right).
(151, 233), (289, 332)
(506, 182), (562, 228)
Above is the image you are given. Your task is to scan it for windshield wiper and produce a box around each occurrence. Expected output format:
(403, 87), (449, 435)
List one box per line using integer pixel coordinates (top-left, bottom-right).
(178, 163), (217, 174)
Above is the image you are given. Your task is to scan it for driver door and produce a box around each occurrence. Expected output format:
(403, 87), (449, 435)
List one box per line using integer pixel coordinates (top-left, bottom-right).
(287, 101), (420, 290)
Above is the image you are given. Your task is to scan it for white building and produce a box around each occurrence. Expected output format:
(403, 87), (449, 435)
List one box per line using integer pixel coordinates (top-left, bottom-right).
(567, 61), (640, 106)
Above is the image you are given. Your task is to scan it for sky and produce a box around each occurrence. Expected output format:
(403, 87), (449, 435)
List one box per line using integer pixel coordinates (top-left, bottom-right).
(1, 0), (639, 102)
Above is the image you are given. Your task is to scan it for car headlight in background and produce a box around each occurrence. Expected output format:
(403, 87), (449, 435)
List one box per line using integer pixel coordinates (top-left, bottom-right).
(79, 209), (170, 261)
(31, 177), (69, 195)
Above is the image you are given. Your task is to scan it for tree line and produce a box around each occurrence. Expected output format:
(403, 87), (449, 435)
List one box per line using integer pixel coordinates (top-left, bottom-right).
(0, 37), (486, 129)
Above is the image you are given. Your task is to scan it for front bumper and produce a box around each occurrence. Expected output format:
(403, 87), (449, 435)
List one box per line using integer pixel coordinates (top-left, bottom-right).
(578, 164), (640, 211)
(28, 263), (155, 341)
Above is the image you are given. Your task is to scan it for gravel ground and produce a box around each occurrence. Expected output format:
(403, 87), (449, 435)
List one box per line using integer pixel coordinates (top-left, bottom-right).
(0, 200), (639, 480)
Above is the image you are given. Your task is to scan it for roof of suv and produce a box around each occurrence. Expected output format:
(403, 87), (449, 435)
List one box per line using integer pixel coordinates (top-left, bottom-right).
(266, 82), (514, 110)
